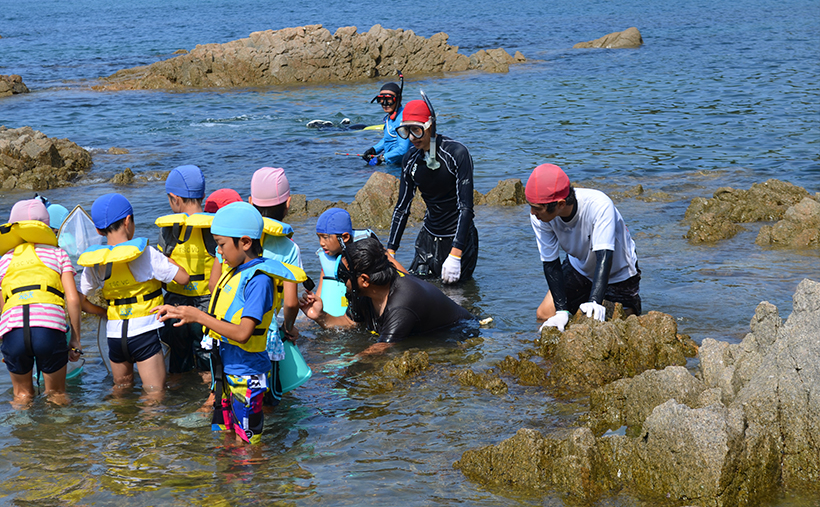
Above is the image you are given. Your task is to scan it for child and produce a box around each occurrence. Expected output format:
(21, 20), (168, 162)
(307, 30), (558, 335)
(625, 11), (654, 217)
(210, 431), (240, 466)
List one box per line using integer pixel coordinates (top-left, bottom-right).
(204, 188), (242, 213)
(78, 193), (189, 395)
(249, 167), (303, 404)
(314, 208), (405, 317)
(154, 202), (306, 444)
(155, 165), (217, 375)
(0, 199), (82, 406)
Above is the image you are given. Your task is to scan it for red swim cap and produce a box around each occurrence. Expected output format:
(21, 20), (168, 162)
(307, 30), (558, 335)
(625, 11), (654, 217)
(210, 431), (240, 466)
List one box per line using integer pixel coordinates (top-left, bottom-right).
(401, 100), (432, 125)
(204, 188), (242, 213)
(525, 164), (571, 204)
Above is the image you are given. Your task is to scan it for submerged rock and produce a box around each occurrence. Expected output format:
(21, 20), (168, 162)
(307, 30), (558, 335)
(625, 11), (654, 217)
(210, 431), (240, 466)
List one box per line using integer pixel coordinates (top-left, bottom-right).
(0, 75), (30, 97)
(0, 126), (92, 190)
(95, 24), (526, 91)
(684, 179), (810, 243)
(457, 279), (820, 505)
(756, 196), (820, 249)
(573, 27), (643, 49)
(382, 350), (429, 378)
(455, 369), (508, 395)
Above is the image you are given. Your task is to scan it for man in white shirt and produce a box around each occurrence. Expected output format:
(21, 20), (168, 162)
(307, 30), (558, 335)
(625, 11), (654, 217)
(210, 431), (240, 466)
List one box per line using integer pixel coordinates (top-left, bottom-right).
(526, 164), (641, 332)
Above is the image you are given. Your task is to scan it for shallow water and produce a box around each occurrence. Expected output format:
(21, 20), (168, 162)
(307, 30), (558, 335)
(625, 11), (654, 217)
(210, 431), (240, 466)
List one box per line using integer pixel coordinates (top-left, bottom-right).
(1, 0), (819, 505)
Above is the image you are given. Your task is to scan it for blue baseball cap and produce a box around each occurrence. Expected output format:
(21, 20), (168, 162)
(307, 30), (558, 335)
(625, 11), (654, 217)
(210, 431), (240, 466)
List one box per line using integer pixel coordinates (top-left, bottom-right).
(212, 202), (263, 239)
(91, 193), (133, 229)
(165, 165), (205, 199)
(316, 207), (352, 235)
(46, 204), (69, 229)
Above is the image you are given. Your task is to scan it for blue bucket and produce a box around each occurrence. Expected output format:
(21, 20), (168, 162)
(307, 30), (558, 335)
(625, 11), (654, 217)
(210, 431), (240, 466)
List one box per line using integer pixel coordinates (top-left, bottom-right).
(279, 341), (312, 393)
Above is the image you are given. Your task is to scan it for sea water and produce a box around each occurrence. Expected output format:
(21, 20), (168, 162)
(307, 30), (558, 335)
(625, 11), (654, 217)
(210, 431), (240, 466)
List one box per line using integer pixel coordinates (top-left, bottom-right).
(0, 0), (818, 505)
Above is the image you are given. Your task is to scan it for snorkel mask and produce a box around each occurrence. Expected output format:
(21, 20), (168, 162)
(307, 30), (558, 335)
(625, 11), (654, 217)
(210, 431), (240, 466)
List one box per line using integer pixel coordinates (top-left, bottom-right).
(371, 70), (404, 119)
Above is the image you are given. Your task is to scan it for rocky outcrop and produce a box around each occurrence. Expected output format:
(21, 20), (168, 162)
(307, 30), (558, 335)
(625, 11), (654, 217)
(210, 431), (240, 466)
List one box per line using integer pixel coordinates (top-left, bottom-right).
(534, 310), (698, 391)
(573, 27), (643, 49)
(756, 196), (820, 249)
(480, 178), (527, 206)
(0, 126), (92, 190)
(456, 279), (820, 505)
(684, 179), (811, 243)
(0, 75), (29, 97)
(95, 25), (526, 91)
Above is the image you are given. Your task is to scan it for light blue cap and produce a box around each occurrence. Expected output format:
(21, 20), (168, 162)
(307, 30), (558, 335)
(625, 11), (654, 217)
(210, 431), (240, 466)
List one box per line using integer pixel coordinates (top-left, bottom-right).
(165, 165), (205, 199)
(212, 202), (263, 239)
(46, 204), (69, 229)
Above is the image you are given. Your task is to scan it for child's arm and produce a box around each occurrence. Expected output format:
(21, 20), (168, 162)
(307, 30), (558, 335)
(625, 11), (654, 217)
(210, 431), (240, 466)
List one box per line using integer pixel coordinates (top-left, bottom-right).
(153, 305), (258, 344)
(80, 294), (106, 317)
(299, 290), (357, 329)
(282, 281), (299, 337)
(61, 271), (83, 361)
(167, 257), (190, 286)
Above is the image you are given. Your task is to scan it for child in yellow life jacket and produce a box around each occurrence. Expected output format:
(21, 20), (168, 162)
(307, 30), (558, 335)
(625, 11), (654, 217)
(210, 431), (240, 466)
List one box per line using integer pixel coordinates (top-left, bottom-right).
(155, 165), (217, 375)
(78, 193), (189, 396)
(0, 199), (82, 406)
(154, 202), (306, 444)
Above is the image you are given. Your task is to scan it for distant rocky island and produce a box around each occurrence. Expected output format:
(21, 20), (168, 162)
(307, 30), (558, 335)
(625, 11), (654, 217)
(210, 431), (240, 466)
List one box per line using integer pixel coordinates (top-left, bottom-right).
(94, 24), (526, 91)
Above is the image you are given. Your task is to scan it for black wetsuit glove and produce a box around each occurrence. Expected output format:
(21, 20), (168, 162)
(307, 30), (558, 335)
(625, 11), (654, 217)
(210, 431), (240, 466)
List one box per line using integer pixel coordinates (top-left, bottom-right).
(589, 250), (614, 304)
(543, 259), (569, 312)
(362, 147), (377, 161)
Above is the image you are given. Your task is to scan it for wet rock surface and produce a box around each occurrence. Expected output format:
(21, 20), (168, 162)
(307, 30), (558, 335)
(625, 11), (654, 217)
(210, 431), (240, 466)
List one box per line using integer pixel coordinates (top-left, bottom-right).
(95, 24), (526, 91)
(756, 196), (820, 249)
(381, 350), (429, 379)
(0, 75), (30, 97)
(455, 369), (508, 395)
(684, 179), (811, 243)
(573, 27), (643, 49)
(456, 279), (820, 505)
(0, 126), (92, 190)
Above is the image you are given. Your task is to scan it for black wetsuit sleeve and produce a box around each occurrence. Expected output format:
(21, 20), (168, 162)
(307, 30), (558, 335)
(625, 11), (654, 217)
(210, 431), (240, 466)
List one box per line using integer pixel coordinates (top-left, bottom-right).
(387, 151), (418, 251)
(450, 144), (475, 251)
(543, 259), (568, 312)
(589, 249), (613, 304)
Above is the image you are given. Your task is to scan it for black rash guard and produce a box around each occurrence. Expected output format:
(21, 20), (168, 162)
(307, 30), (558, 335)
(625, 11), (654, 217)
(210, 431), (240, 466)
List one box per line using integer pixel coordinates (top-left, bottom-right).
(345, 274), (474, 343)
(387, 134), (475, 252)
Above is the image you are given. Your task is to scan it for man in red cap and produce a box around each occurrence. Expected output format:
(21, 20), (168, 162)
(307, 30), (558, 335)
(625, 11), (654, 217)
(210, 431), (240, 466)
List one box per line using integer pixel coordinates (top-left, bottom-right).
(526, 164), (641, 332)
(386, 93), (478, 284)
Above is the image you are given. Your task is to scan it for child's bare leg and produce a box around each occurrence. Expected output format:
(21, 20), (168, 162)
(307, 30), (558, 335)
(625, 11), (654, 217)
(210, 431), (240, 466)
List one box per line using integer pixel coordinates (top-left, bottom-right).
(43, 365), (69, 405)
(111, 361), (135, 386)
(136, 353), (166, 393)
(9, 371), (35, 407)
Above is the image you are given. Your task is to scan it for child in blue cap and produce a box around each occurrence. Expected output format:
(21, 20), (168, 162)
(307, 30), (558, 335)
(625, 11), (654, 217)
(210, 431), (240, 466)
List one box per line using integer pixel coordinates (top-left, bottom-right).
(155, 165), (217, 377)
(154, 202), (306, 445)
(78, 193), (190, 397)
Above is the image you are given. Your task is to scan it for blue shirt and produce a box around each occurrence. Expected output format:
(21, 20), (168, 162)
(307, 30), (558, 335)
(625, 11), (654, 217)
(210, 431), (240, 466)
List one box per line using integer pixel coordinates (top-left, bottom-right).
(219, 257), (275, 376)
(373, 106), (412, 165)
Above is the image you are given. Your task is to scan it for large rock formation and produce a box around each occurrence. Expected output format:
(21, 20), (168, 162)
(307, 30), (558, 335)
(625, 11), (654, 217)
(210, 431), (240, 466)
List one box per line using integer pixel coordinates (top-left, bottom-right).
(456, 279), (820, 505)
(95, 25), (526, 91)
(684, 179), (811, 243)
(573, 27), (643, 49)
(0, 75), (29, 97)
(756, 196), (820, 249)
(0, 126), (93, 190)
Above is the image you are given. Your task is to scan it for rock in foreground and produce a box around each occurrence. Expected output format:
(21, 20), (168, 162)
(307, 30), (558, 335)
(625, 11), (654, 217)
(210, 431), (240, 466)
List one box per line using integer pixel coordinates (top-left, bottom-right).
(95, 25), (526, 91)
(573, 27), (643, 49)
(456, 279), (820, 506)
(0, 126), (92, 190)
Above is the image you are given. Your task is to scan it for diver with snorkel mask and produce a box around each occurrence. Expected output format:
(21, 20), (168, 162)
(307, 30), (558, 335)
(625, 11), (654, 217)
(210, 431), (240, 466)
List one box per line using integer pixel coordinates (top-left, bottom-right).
(385, 91), (479, 284)
(361, 71), (412, 166)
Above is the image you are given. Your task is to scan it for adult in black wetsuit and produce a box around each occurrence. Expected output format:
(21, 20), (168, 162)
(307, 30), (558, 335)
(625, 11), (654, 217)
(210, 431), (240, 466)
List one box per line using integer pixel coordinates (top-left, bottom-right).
(386, 94), (478, 284)
(299, 238), (474, 355)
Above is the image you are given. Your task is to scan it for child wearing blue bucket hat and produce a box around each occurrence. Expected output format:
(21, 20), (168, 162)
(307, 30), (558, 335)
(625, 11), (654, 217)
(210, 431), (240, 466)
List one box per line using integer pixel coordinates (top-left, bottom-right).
(77, 193), (190, 397)
(154, 202), (306, 445)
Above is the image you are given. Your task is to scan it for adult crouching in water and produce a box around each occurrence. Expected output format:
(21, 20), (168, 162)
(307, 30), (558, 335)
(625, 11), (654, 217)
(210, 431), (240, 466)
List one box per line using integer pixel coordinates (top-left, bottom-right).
(386, 92), (478, 284)
(299, 237), (474, 356)
(527, 164), (641, 332)
(361, 75), (411, 167)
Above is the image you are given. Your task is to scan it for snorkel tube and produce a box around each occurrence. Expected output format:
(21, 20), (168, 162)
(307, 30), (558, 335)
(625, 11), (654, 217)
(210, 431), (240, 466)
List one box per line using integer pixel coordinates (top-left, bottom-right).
(419, 90), (440, 169)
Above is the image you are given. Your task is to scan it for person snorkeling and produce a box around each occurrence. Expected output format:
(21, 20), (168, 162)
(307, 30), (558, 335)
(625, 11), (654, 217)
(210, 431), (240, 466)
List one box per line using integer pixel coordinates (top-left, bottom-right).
(361, 72), (411, 166)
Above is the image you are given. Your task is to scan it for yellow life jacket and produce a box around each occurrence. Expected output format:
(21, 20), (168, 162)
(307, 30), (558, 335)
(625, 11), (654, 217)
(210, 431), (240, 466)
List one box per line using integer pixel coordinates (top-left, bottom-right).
(155, 213), (216, 297)
(78, 238), (164, 322)
(0, 221), (65, 311)
(206, 257), (306, 353)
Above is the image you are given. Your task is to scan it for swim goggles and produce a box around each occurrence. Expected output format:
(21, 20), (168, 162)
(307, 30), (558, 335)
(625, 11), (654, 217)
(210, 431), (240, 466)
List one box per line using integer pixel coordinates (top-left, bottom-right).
(375, 94), (397, 106)
(396, 119), (433, 140)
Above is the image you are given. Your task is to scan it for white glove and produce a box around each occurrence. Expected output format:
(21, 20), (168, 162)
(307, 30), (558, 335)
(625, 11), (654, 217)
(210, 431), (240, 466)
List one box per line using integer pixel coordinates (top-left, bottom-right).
(200, 335), (214, 351)
(441, 254), (461, 284)
(579, 301), (607, 322)
(539, 310), (571, 332)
